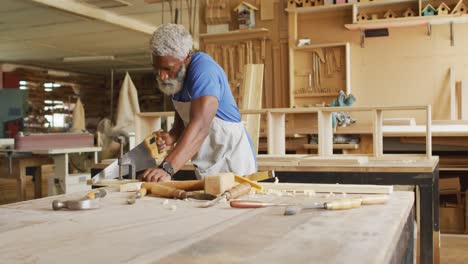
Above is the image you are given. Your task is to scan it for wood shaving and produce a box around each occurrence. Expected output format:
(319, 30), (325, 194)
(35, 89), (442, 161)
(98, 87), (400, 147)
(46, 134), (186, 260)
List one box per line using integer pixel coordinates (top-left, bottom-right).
(162, 199), (169, 205)
(274, 177), (279, 184)
(304, 190), (316, 196)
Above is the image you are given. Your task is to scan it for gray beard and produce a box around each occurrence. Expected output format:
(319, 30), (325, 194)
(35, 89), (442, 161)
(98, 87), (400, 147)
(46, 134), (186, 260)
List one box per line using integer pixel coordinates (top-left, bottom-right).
(157, 64), (186, 96)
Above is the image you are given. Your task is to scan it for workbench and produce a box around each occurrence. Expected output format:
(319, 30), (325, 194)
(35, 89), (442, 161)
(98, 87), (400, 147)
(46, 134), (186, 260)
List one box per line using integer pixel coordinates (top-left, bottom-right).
(0, 147), (101, 200)
(0, 189), (414, 264)
(175, 155), (439, 264)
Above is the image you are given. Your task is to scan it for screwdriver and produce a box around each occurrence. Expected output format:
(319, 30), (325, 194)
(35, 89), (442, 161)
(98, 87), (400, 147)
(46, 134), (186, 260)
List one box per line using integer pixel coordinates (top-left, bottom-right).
(200, 183), (252, 208)
(284, 195), (389, 215)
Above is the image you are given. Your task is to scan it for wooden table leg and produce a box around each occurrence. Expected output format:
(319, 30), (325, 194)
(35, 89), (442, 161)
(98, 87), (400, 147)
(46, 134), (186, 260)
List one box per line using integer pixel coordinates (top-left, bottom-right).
(17, 162), (27, 201)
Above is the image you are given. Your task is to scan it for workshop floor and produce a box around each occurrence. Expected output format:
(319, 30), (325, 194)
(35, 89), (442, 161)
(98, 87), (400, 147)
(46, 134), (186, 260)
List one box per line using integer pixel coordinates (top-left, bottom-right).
(0, 174), (466, 263)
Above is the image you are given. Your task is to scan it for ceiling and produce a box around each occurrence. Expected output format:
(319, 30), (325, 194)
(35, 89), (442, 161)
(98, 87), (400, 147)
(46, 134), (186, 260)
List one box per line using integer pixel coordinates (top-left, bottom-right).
(0, 0), (199, 76)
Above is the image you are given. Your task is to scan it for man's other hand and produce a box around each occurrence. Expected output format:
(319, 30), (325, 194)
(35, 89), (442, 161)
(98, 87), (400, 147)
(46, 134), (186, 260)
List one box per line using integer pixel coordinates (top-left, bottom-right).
(155, 130), (175, 153)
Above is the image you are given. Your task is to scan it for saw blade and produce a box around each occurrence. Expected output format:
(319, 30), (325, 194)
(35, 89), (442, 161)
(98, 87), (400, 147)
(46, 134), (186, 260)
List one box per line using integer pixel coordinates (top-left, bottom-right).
(91, 140), (158, 184)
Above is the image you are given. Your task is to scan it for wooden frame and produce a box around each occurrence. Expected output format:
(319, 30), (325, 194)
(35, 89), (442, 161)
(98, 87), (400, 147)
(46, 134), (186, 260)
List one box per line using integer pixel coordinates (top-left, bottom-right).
(135, 105), (432, 162)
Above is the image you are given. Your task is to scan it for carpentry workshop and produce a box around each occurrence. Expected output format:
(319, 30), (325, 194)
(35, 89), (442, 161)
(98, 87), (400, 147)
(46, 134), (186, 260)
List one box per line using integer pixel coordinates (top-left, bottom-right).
(1, 1), (468, 264)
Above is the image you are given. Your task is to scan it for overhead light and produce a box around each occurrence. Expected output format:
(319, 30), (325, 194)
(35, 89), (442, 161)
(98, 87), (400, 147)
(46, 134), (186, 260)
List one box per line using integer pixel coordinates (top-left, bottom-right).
(62, 55), (115, 62)
(19, 86), (28, 90)
(53, 83), (61, 88)
(45, 88), (53, 92)
(44, 83), (53, 88)
(19, 80), (27, 85)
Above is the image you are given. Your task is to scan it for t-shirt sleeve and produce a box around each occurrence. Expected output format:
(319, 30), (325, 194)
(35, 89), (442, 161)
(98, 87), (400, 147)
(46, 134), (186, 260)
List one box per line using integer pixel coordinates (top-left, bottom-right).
(188, 70), (222, 101)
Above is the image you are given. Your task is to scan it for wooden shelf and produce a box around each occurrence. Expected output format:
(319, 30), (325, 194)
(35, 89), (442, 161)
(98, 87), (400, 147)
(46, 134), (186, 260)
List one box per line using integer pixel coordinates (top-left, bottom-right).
(345, 14), (468, 31)
(285, 0), (416, 14)
(199, 28), (269, 41)
(295, 92), (339, 98)
(293, 42), (348, 51)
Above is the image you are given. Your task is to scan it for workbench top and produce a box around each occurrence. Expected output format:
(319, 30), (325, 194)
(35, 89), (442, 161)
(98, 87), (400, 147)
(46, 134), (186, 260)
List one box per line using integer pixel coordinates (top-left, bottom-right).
(0, 190), (414, 264)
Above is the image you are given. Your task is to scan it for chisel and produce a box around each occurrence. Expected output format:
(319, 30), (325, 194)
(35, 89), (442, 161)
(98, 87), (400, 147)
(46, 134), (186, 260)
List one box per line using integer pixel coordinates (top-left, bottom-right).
(200, 183), (252, 208)
(284, 195), (389, 215)
(230, 200), (296, 208)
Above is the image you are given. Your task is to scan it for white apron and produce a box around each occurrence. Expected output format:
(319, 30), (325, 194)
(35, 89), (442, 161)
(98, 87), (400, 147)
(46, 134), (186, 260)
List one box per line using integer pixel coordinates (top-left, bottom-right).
(172, 99), (257, 179)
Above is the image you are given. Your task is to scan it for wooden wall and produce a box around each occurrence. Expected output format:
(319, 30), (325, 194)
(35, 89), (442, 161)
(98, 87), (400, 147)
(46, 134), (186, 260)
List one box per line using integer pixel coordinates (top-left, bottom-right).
(199, 0), (290, 108)
(295, 9), (468, 122)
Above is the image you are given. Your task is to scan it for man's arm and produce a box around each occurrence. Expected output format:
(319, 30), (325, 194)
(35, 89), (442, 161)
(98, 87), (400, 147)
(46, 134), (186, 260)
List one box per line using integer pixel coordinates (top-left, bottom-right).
(141, 96), (218, 181)
(166, 95), (218, 171)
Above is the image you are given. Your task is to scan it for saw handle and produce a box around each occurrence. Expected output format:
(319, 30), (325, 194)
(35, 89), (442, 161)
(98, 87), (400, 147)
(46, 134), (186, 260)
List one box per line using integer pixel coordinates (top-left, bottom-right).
(224, 183), (251, 200)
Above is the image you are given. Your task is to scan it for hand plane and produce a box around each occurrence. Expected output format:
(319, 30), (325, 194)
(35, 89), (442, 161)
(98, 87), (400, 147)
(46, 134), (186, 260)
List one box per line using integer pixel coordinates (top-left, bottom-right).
(90, 132), (167, 185)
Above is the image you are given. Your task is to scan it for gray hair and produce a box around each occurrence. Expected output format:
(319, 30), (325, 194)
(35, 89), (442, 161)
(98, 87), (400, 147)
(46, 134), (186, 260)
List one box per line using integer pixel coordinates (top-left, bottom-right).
(150, 24), (193, 60)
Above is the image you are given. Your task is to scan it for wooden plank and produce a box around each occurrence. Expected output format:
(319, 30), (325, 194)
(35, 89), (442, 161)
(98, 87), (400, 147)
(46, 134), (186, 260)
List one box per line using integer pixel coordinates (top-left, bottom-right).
(461, 81), (468, 120)
(383, 118), (416, 126)
(31, 0), (156, 35)
(373, 109), (383, 157)
(299, 155), (369, 165)
(260, 182), (393, 194)
(304, 143), (359, 150)
(426, 105), (432, 158)
(450, 67), (457, 120)
(260, 0), (274, 20)
(267, 113), (286, 155)
(318, 110), (333, 157)
(241, 64), (264, 154)
(456, 81), (462, 120)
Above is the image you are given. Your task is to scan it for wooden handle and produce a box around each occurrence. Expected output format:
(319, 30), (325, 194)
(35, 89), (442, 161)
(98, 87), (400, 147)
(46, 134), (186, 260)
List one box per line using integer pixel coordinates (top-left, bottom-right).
(325, 198), (362, 210)
(230, 200), (267, 208)
(145, 132), (167, 159)
(225, 183), (251, 200)
(137, 188), (147, 198)
(142, 180), (204, 192)
(150, 184), (187, 199)
(361, 195), (389, 205)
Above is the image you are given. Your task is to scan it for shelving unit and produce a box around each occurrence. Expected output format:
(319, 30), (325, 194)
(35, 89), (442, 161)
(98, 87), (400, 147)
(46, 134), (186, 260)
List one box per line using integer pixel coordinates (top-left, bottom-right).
(288, 40), (350, 107)
(286, 0), (468, 47)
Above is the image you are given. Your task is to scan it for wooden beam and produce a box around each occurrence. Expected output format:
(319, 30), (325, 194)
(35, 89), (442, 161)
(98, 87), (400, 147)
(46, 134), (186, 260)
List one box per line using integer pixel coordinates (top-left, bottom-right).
(267, 112), (285, 155)
(450, 67), (457, 120)
(31, 0), (157, 35)
(318, 110), (333, 157)
(373, 109), (383, 157)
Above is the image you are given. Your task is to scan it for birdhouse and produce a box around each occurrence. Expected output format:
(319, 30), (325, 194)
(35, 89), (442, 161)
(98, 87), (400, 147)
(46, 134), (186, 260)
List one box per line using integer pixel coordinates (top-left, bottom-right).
(437, 3), (451, 15)
(288, 0), (304, 8)
(357, 11), (370, 22)
(403, 8), (416, 17)
(234, 1), (259, 29)
(383, 9), (398, 19)
(452, 2), (468, 14)
(422, 4), (437, 16)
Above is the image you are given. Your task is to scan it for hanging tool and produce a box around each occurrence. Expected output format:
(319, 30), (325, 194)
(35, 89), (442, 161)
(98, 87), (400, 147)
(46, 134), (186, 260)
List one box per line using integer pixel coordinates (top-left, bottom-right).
(150, 184), (216, 200)
(230, 200), (297, 208)
(52, 189), (107, 210)
(90, 132), (166, 185)
(200, 183), (252, 208)
(284, 195), (389, 216)
(127, 188), (147, 205)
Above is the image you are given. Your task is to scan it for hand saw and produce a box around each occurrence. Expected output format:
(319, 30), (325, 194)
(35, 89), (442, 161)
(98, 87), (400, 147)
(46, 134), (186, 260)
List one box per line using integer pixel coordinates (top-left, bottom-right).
(90, 132), (167, 185)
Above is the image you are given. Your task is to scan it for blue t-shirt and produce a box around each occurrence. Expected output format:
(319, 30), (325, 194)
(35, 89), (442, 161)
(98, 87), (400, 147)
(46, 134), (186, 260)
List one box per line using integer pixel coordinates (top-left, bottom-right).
(171, 52), (241, 123)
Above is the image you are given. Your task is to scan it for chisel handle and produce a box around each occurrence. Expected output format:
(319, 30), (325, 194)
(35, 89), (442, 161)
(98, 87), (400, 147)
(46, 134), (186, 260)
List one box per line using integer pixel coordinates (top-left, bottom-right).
(361, 195), (389, 205)
(136, 188), (147, 198)
(325, 198), (362, 210)
(150, 184), (187, 199)
(225, 183), (251, 200)
(230, 200), (269, 208)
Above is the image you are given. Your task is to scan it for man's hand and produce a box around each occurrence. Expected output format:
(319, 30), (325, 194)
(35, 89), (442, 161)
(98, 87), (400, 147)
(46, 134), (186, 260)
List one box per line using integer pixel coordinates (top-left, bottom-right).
(140, 167), (171, 182)
(155, 130), (176, 153)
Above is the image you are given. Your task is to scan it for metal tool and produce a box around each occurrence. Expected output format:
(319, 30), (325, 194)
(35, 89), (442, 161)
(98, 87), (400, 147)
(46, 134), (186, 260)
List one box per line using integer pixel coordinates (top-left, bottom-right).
(150, 184), (216, 200)
(127, 188), (147, 205)
(91, 132), (166, 184)
(200, 183), (251, 208)
(230, 200), (296, 208)
(52, 189), (107, 210)
(284, 195), (389, 216)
